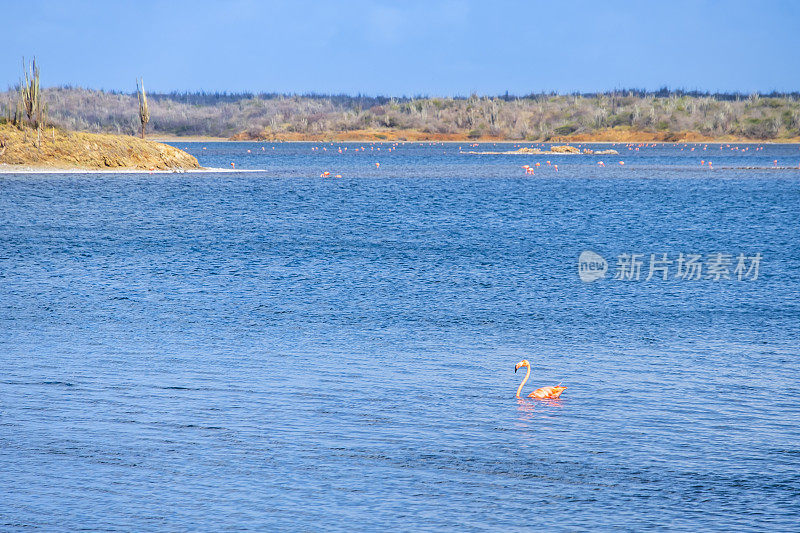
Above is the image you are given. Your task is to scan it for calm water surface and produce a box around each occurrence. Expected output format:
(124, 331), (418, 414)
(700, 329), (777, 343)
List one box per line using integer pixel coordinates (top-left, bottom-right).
(1, 143), (799, 530)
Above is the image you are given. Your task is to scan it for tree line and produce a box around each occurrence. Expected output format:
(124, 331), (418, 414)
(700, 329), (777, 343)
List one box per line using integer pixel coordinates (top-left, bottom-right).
(3, 86), (799, 140)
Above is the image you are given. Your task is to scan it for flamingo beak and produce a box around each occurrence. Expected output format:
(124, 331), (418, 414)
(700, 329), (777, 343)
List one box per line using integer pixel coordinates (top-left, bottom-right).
(514, 364), (518, 373)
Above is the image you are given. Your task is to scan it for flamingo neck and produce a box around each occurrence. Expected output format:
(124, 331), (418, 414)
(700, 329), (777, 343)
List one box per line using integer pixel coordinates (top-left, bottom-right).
(516, 365), (530, 398)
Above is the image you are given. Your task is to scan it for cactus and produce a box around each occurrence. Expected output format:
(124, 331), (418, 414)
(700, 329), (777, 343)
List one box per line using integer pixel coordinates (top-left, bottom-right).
(136, 77), (150, 139)
(16, 57), (46, 145)
(20, 57), (45, 129)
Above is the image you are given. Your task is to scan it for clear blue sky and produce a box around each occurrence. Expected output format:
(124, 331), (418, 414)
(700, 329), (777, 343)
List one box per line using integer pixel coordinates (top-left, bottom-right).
(3, 0), (799, 95)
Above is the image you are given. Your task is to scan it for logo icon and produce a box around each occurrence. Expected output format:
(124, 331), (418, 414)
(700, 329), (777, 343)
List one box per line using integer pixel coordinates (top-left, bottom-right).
(578, 250), (607, 282)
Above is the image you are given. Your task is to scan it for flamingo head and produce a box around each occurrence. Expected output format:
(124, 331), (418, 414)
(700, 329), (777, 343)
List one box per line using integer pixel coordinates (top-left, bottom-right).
(514, 359), (530, 373)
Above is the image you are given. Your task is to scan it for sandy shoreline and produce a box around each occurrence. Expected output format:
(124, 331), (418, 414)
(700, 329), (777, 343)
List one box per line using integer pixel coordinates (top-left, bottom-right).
(154, 138), (800, 145)
(0, 166), (264, 174)
(200, 126), (800, 144)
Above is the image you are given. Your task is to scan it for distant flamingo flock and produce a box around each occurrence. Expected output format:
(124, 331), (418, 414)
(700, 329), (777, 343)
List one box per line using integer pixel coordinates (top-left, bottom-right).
(203, 140), (799, 176)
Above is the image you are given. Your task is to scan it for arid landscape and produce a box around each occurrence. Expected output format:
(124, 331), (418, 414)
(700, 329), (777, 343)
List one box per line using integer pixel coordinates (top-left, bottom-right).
(3, 2), (800, 531)
(0, 122), (200, 170)
(4, 87), (799, 142)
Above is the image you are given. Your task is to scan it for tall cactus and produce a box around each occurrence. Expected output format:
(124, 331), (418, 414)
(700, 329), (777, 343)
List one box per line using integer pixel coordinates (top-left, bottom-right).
(136, 77), (150, 139)
(20, 57), (45, 129)
(18, 57), (46, 146)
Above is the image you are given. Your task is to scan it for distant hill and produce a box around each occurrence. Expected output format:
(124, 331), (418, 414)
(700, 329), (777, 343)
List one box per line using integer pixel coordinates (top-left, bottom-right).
(3, 88), (799, 141)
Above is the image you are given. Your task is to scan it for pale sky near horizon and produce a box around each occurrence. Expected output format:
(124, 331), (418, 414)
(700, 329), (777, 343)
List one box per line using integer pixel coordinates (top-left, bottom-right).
(2, 0), (799, 95)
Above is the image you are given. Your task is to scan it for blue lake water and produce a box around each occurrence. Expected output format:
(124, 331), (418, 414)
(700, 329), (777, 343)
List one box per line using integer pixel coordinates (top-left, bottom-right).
(1, 142), (799, 530)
